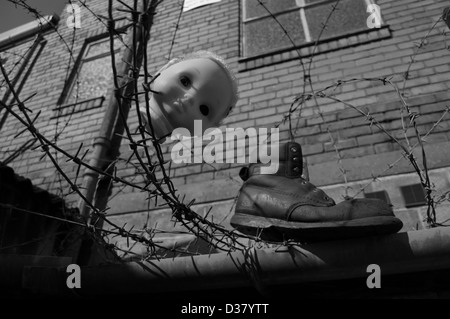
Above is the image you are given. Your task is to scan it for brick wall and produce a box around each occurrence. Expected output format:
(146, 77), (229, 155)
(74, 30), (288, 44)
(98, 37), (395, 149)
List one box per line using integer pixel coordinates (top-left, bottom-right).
(0, 0), (129, 205)
(124, 0), (450, 200)
(1, 0), (449, 219)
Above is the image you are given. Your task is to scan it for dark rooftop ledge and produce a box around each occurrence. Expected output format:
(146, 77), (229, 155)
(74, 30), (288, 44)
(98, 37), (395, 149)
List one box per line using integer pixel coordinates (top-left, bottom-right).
(22, 226), (450, 298)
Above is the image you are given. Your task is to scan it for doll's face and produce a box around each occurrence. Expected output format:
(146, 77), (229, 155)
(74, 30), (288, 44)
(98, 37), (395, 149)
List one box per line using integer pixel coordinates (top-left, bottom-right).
(149, 58), (233, 135)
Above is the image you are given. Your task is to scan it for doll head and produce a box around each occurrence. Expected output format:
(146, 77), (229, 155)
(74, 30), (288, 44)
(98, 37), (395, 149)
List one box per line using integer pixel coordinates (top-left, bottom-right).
(142, 51), (238, 140)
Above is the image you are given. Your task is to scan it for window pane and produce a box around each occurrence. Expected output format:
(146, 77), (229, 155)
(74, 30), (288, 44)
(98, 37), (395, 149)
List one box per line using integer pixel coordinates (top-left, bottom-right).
(400, 184), (426, 208)
(306, 0), (367, 40)
(0, 47), (27, 98)
(244, 0), (298, 20)
(244, 11), (305, 56)
(0, 56), (13, 98)
(68, 55), (114, 103)
(85, 37), (122, 59)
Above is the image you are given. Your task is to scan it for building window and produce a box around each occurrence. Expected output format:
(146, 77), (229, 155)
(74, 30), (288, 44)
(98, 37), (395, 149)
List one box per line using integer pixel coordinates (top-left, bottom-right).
(65, 37), (122, 104)
(1, 36), (46, 129)
(400, 184), (427, 208)
(364, 190), (391, 205)
(242, 0), (381, 57)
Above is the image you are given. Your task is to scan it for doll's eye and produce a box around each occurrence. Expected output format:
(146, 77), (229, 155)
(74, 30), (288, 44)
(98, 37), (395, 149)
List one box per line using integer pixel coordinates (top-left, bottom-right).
(180, 76), (191, 87)
(199, 105), (209, 116)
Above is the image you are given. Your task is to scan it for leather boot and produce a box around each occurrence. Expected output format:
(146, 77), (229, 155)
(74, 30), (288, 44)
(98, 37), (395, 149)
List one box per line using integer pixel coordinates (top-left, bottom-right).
(230, 141), (403, 242)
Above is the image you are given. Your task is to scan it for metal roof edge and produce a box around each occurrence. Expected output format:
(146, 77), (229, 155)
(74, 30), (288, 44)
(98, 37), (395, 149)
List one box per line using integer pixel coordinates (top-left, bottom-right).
(0, 14), (60, 49)
(21, 226), (450, 297)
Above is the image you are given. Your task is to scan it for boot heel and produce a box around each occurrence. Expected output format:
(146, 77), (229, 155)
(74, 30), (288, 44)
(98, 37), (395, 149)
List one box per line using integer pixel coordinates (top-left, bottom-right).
(231, 212), (273, 229)
(230, 213), (286, 242)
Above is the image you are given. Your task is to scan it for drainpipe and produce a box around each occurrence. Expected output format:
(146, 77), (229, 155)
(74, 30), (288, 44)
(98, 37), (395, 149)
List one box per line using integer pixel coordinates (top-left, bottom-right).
(22, 227), (450, 296)
(77, 0), (158, 220)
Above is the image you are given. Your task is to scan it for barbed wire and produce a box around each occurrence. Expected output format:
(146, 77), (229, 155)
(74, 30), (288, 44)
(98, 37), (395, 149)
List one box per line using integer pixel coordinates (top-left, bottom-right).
(1, 0), (449, 262)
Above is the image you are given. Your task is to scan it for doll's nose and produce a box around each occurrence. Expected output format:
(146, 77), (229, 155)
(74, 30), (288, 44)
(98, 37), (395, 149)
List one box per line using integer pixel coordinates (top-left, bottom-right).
(182, 93), (195, 108)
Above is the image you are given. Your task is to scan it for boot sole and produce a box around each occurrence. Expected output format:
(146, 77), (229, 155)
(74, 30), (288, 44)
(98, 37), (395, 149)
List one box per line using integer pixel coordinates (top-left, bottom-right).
(230, 213), (404, 242)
